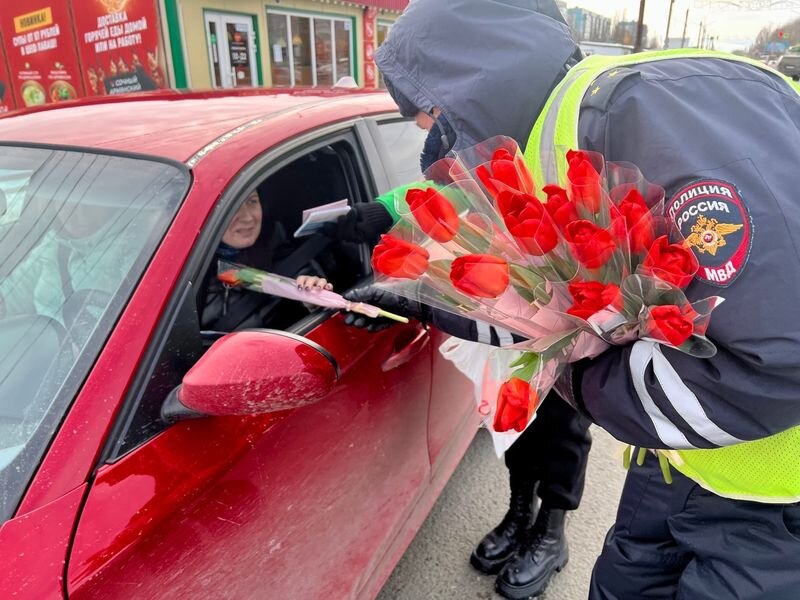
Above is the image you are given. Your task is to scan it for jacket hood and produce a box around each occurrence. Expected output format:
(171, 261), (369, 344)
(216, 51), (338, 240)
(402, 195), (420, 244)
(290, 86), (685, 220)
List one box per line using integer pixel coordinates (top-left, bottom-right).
(375, 0), (580, 151)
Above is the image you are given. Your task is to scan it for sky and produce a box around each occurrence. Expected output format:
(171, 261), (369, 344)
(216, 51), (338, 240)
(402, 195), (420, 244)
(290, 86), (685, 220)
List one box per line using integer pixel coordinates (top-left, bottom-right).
(568, 0), (800, 51)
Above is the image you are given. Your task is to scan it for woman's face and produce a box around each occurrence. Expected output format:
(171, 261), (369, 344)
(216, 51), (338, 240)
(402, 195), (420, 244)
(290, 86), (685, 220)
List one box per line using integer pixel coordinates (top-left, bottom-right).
(222, 191), (262, 248)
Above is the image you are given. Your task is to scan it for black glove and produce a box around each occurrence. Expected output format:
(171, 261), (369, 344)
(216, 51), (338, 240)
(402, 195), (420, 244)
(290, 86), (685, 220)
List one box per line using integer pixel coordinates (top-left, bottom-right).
(321, 202), (393, 244)
(343, 285), (430, 332)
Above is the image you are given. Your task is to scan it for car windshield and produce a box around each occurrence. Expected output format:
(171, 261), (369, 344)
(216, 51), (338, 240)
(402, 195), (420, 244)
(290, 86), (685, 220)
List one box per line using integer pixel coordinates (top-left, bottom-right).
(0, 146), (188, 520)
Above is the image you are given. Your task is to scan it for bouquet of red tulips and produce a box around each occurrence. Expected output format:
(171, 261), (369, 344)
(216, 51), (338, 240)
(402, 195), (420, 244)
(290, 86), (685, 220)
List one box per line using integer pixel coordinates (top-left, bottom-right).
(371, 136), (723, 448)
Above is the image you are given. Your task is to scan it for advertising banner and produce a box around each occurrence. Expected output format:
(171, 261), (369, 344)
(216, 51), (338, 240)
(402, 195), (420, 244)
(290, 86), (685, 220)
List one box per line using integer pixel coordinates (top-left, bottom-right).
(71, 0), (166, 96)
(0, 1), (84, 108)
(363, 6), (377, 88)
(0, 34), (17, 112)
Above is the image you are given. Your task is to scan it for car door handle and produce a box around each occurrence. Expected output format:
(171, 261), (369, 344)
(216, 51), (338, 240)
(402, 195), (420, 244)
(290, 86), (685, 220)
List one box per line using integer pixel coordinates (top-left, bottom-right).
(381, 325), (430, 372)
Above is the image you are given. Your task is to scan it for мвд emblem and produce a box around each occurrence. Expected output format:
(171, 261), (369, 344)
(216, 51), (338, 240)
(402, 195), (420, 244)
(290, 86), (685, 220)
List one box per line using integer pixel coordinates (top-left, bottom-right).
(668, 179), (753, 287)
(685, 216), (743, 256)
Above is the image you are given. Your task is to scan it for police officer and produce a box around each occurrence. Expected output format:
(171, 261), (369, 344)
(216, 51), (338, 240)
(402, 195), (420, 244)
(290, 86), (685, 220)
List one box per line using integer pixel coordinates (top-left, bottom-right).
(342, 2), (589, 598)
(348, 0), (800, 597)
(531, 37), (800, 600)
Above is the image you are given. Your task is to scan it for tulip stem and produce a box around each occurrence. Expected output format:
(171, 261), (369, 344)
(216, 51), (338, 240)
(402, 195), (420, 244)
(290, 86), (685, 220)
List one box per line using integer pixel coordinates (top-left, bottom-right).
(376, 309), (410, 323)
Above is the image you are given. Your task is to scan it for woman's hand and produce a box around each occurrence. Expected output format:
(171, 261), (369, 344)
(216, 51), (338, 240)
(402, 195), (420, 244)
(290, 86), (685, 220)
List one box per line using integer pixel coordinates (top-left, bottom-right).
(296, 275), (333, 291)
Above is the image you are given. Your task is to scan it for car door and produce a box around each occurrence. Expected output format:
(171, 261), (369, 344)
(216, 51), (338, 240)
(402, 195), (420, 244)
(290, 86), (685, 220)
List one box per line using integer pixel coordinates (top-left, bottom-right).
(363, 116), (478, 470)
(65, 129), (433, 600)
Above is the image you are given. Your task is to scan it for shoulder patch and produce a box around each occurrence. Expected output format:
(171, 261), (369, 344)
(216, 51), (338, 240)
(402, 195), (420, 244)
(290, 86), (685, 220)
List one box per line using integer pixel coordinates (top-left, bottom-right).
(580, 67), (641, 112)
(667, 179), (753, 287)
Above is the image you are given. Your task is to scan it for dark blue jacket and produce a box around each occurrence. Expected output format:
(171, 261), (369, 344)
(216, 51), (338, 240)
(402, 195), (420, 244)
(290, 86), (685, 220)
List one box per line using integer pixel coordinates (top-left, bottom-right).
(574, 57), (800, 449)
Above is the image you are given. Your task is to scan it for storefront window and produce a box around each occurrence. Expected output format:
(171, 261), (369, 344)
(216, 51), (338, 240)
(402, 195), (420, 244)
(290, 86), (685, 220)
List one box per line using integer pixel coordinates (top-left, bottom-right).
(290, 16), (312, 86)
(267, 13), (290, 87)
(314, 19), (333, 87)
(334, 20), (352, 84)
(267, 10), (354, 88)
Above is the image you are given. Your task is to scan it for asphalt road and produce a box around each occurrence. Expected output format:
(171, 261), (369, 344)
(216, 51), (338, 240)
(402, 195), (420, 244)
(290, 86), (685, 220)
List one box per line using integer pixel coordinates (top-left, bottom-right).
(377, 426), (627, 600)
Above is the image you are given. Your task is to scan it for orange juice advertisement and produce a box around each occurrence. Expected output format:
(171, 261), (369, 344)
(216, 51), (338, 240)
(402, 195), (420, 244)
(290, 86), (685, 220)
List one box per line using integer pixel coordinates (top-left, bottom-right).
(0, 1), (84, 108)
(71, 0), (165, 96)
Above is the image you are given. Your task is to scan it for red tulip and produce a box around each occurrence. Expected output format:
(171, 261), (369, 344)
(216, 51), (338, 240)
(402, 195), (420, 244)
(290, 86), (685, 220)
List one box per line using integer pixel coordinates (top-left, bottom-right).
(405, 187), (460, 243)
(647, 304), (698, 347)
(566, 149), (593, 166)
(371, 234), (430, 279)
(497, 190), (559, 256)
(218, 270), (240, 286)
(617, 189), (655, 254)
(566, 149), (603, 214)
(476, 148), (533, 199)
(567, 281), (621, 320)
(565, 220), (617, 270)
(494, 378), (537, 433)
(450, 254), (510, 298)
(641, 235), (698, 289)
(543, 184), (579, 231)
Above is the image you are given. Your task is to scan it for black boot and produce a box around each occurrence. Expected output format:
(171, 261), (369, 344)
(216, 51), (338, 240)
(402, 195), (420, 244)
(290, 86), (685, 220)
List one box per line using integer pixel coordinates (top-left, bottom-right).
(494, 507), (569, 599)
(470, 478), (537, 575)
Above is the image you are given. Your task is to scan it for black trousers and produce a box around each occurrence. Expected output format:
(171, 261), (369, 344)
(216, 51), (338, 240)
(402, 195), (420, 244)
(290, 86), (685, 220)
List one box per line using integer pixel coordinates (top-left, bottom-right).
(505, 393), (592, 510)
(590, 453), (800, 599)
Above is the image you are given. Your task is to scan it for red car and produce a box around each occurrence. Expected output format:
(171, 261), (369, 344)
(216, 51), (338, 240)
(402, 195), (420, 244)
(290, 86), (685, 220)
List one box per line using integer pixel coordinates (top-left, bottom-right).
(0, 89), (477, 599)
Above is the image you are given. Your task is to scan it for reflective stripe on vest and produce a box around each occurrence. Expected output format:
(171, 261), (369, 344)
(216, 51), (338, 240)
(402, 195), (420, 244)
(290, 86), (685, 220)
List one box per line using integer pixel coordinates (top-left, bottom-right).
(524, 48), (800, 502)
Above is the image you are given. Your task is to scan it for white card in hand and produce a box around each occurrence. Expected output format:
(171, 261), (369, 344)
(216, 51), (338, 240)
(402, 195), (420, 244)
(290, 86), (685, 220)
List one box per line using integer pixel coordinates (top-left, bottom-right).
(294, 199), (351, 237)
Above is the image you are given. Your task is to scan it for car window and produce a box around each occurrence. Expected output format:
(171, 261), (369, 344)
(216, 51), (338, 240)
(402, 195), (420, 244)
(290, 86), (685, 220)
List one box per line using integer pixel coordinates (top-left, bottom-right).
(110, 138), (371, 458)
(0, 146), (188, 520)
(375, 119), (427, 186)
(198, 143), (367, 335)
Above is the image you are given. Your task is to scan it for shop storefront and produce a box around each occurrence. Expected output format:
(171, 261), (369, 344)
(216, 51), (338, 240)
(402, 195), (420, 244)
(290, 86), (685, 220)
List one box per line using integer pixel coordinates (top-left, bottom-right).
(163, 0), (407, 91)
(0, 0), (407, 113)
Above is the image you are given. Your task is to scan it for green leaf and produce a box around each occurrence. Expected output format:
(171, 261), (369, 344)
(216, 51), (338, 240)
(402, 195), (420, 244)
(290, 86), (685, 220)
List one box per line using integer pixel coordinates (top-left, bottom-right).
(510, 264), (546, 290)
(508, 352), (534, 369)
(513, 352), (542, 382)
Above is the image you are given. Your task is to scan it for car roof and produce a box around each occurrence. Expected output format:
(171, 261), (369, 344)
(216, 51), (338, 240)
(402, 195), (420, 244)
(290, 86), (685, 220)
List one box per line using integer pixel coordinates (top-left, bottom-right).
(0, 89), (399, 164)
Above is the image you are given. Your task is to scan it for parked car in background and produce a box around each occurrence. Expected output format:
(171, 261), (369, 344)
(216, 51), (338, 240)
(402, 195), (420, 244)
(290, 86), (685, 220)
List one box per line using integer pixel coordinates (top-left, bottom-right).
(777, 52), (800, 80)
(0, 89), (478, 600)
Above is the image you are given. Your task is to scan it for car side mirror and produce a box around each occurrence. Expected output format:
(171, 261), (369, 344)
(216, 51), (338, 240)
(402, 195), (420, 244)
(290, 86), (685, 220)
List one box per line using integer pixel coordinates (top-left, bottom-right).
(162, 329), (338, 422)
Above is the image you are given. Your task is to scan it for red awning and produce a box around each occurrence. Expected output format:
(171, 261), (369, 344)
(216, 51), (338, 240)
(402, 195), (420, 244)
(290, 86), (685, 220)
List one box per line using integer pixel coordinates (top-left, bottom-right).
(352, 0), (409, 11)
